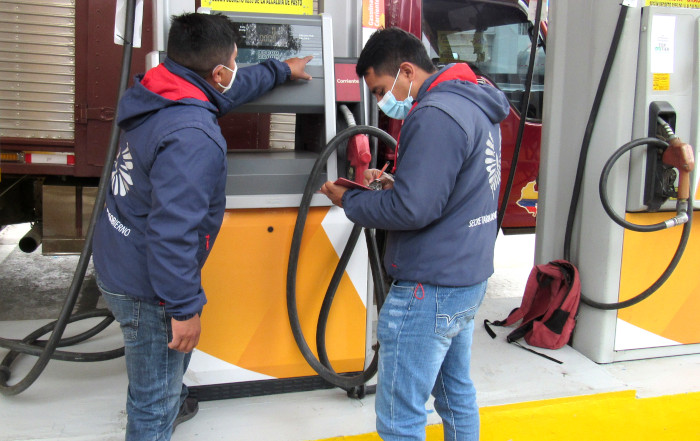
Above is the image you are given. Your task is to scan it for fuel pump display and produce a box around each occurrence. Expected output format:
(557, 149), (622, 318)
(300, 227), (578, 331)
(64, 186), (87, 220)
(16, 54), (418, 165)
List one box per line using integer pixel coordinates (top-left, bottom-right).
(233, 22), (323, 66)
(197, 10), (337, 208)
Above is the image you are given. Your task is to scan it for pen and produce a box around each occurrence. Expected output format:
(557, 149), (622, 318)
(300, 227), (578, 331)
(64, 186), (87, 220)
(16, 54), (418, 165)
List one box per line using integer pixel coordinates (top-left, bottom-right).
(369, 162), (391, 190)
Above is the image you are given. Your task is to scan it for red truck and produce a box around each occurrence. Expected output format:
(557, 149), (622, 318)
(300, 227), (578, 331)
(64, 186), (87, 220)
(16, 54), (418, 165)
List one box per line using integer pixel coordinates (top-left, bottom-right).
(0, 0), (543, 252)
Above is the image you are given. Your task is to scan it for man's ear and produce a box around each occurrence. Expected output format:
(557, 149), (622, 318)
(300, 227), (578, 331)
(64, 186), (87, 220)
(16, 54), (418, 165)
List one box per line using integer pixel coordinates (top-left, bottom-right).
(399, 62), (416, 81)
(211, 64), (224, 83)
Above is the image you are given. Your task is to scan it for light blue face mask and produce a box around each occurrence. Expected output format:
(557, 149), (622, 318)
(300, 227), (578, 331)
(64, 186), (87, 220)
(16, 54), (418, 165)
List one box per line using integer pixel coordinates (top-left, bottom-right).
(377, 69), (413, 120)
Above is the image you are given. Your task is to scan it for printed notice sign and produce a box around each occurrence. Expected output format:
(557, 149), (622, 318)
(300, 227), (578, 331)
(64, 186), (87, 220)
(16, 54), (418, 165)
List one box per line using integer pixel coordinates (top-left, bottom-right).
(201, 0), (313, 15)
(653, 73), (671, 90)
(650, 15), (675, 73)
(646, 0), (700, 8)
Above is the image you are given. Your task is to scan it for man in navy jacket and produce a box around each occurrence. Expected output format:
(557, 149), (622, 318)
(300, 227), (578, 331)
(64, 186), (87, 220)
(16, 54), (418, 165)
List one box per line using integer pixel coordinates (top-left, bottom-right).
(93, 12), (311, 440)
(321, 28), (509, 441)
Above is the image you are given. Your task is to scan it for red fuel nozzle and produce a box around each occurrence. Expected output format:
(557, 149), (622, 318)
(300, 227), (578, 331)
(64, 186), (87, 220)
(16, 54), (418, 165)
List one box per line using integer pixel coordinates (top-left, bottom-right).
(347, 134), (372, 185)
(662, 138), (695, 200)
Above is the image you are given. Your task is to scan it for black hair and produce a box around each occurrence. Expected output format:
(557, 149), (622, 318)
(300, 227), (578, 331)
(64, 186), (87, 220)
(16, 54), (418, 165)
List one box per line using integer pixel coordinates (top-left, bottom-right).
(167, 12), (238, 78)
(356, 27), (436, 78)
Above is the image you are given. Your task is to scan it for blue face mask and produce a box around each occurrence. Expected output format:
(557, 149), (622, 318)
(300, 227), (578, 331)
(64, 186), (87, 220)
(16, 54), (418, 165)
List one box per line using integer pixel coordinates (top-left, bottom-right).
(378, 69), (413, 120)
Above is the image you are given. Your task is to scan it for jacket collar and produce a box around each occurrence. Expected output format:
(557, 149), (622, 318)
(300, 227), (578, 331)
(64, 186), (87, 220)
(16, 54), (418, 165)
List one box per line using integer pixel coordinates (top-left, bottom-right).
(140, 62), (210, 102)
(418, 63), (478, 100)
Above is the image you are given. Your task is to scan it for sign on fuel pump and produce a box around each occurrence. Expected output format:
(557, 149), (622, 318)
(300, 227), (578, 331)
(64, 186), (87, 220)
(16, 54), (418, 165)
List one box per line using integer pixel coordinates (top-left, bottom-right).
(200, 0), (314, 15)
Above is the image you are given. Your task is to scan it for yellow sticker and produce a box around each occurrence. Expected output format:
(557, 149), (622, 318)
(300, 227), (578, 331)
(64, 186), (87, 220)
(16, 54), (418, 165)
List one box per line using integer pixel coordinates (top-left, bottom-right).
(652, 73), (670, 90)
(646, 0), (700, 8)
(201, 0), (313, 15)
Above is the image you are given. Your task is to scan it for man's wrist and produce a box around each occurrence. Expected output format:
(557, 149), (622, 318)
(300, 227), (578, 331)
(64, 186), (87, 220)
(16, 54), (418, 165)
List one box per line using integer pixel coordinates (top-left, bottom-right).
(172, 313), (197, 321)
(282, 61), (292, 80)
(340, 190), (352, 208)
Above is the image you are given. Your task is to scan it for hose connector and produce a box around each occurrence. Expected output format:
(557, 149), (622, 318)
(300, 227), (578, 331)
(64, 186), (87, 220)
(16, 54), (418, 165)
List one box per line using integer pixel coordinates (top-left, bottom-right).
(665, 211), (689, 229)
(665, 198), (690, 229)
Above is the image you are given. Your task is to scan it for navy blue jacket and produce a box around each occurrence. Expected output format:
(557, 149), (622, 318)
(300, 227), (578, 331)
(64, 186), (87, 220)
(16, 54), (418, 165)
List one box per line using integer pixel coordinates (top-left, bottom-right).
(93, 57), (290, 318)
(342, 64), (510, 287)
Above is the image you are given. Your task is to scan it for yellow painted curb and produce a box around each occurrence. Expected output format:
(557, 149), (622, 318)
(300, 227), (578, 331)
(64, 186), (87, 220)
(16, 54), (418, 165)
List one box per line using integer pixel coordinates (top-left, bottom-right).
(316, 390), (700, 440)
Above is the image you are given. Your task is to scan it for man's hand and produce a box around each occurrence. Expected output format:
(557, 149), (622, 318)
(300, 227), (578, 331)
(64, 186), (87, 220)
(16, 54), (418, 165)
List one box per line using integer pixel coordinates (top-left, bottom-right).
(363, 168), (394, 190)
(285, 55), (313, 80)
(169, 314), (201, 353)
(320, 181), (348, 207)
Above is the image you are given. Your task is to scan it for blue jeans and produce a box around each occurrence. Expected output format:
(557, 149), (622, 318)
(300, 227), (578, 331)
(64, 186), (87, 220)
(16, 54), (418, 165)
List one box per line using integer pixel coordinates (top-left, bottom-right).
(376, 280), (487, 441)
(98, 281), (191, 441)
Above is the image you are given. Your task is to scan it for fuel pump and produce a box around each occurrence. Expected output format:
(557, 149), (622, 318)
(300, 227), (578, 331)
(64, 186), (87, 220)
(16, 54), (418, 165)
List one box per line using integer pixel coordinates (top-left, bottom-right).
(155, 7), (389, 400)
(537, 1), (700, 363)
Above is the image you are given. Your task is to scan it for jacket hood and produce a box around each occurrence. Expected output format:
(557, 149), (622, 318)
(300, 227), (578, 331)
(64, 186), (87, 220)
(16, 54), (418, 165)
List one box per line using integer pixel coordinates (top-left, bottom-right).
(117, 58), (240, 131)
(416, 63), (510, 125)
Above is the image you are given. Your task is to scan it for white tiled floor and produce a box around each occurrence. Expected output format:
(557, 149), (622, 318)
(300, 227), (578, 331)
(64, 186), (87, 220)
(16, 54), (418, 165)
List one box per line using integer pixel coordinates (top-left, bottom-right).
(3, 309), (699, 441)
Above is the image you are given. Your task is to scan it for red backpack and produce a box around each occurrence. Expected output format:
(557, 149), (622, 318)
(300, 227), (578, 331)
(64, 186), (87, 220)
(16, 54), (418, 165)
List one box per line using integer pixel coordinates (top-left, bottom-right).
(484, 260), (581, 363)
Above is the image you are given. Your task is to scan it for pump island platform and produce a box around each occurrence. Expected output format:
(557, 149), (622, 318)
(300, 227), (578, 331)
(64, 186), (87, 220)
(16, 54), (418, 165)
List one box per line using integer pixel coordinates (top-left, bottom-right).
(1, 225), (698, 441)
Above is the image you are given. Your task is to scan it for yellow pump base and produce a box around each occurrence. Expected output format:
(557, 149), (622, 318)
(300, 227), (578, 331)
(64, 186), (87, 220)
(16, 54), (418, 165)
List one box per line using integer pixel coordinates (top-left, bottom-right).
(618, 212), (700, 348)
(190, 206), (369, 388)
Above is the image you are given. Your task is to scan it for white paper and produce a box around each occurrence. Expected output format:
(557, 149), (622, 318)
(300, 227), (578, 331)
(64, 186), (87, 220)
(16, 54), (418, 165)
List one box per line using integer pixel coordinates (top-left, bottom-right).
(114, 0), (144, 48)
(650, 15), (675, 74)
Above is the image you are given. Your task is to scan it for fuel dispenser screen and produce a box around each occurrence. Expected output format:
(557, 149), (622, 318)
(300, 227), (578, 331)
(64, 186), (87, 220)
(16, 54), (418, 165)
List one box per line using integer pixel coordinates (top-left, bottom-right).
(234, 22), (323, 66)
(209, 12), (333, 209)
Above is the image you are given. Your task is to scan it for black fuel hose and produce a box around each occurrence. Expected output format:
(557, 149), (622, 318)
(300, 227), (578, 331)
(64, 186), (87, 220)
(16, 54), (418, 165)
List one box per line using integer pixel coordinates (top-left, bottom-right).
(598, 137), (688, 233)
(496, 0), (544, 232)
(594, 137), (692, 310)
(563, 4), (693, 310)
(316, 105), (378, 371)
(287, 125), (396, 390)
(564, 4), (629, 263)
(315, 225), (362, 369)
(0, 0), (136, 395)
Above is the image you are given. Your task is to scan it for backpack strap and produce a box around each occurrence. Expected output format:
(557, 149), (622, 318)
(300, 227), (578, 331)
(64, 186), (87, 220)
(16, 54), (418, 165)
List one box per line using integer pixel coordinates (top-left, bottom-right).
(540, 260), (580, 334)
(483, 263), (548, 337)
(509, 340), (564, 364)
(503, 317), (563, 363)
(483, 307), (519, 338)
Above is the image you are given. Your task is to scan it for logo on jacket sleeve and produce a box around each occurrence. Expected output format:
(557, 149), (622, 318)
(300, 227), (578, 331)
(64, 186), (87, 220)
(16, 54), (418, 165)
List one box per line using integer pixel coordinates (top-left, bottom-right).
(485, 131), (501, 198)
(111, 143), (134, 197)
